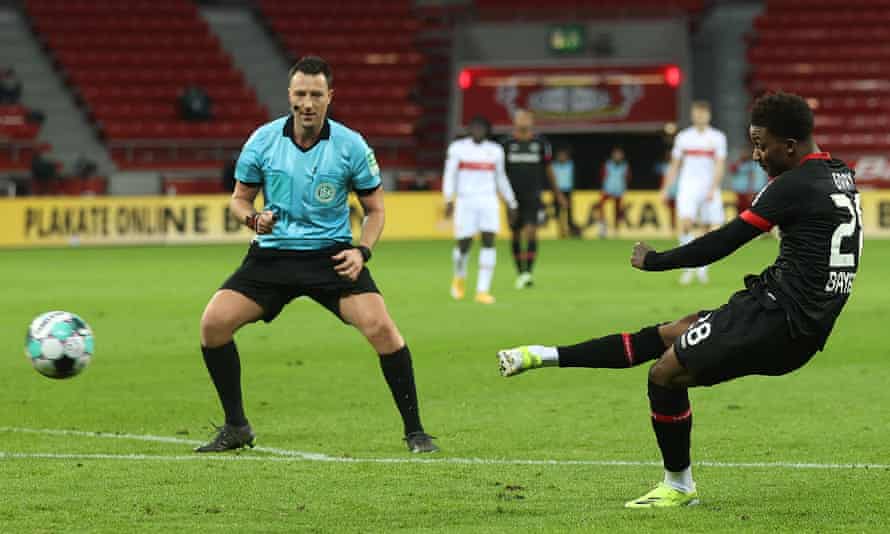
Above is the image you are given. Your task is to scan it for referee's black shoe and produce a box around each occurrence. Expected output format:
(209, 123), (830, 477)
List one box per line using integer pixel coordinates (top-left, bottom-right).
(195, 423), (256, 453)
(405, 431), (439, 454)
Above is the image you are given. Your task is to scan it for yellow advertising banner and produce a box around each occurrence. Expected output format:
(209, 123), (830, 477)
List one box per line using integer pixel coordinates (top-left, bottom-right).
(0, 195), (256, 247)
(1, 190), (888, 248)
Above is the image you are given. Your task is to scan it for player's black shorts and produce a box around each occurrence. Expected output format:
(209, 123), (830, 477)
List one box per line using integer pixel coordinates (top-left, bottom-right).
(221, 243), (379, 323)
(512, 191), (541, 229)
(674, 290), (825, 387)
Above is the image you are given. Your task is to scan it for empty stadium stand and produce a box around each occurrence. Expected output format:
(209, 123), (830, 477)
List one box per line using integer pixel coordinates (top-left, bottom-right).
(749, 0), (890, 157)
(24, 0), (268, 170)
(257, 0), (425, 171)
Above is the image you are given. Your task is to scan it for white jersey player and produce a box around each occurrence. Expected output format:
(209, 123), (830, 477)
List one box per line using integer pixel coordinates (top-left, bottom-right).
(443, 116), (518, 304)
(661, 101), (727, 285)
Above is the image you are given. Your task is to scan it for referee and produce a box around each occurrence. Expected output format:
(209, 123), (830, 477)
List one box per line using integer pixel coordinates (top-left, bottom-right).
(196, 56), (439, 454)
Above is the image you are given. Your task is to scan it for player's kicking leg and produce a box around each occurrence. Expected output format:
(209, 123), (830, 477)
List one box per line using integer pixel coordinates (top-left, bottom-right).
(497, 314), (697, 377)
(451, 237), (472, 300)
(196, 289), (261, 452)
(341, 292), (439, 453)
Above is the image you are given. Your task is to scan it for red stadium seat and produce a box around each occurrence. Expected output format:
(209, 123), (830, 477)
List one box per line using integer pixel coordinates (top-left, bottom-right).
(25, 0), (268, 169)
(749, 1), (890, 156)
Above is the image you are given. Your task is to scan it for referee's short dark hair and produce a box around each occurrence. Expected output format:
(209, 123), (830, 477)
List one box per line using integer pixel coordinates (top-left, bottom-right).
(750, 91), (814, 142)
(289, 56), (333, 88)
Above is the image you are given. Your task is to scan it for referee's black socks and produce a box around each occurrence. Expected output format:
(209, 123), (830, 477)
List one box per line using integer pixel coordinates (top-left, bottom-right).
(557, 325), (665, 368)
(201, 341), (248, 427)
(648, 381), (692, 473)
(379, 345), (423, 435)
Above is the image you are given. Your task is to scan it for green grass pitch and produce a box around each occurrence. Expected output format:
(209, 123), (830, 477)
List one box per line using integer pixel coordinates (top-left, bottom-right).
(1, 238), (888, 533)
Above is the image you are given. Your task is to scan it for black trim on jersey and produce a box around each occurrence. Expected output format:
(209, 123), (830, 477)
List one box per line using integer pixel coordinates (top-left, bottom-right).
(354, 184), (381, 197)
(283, 115), (331, 152)
(643, 218), (762, 271)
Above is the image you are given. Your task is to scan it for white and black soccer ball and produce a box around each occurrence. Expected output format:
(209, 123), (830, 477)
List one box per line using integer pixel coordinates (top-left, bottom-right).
(25, 311), (94, 379)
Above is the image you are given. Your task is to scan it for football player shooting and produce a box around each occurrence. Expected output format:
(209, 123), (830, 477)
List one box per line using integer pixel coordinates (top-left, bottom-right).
(196, 56), (438, 454)
(497, 92), (861, 507)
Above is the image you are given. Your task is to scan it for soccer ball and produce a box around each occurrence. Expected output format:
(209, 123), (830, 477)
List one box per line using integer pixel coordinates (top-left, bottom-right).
(25, 311), (94, 379)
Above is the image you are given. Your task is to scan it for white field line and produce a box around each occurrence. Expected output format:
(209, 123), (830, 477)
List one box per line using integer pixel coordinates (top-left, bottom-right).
(0, 427), (888, 470)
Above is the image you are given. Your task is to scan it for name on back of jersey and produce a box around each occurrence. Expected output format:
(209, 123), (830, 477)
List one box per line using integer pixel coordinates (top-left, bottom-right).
(825, 271), (855, 295)
(832, 172), (855, 191)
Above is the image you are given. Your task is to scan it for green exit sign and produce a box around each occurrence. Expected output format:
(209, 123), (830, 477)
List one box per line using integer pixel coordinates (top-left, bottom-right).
(549, 24), (585, 54)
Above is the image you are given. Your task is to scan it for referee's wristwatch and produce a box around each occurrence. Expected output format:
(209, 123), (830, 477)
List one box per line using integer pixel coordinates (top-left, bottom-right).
(356, 245), (372, 263)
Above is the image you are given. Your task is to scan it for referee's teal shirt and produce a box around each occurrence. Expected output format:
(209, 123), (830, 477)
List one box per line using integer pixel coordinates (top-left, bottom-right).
(235, 116), (382, 250)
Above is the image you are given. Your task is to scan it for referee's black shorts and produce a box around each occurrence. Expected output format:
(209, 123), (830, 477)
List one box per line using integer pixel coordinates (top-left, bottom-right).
(220, 243), (379, 323)
(674, 290), (824, 387)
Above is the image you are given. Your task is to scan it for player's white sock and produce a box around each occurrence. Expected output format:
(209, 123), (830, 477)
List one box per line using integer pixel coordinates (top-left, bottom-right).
(664, 466), (695, 493)
(697, 265), (709, 281)
(453, 247), (469, 278)
(476, 247), (496, 293)
(679, 232), (693, 246)
(529, 345), (559, 367)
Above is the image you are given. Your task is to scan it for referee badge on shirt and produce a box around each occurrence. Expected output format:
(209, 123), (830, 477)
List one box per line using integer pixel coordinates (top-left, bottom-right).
(314, 182), (337, 204)
(366, 150), (380, 177)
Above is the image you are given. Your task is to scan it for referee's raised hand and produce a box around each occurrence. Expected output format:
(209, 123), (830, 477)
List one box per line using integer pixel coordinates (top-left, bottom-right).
(332, 248), (364, 281)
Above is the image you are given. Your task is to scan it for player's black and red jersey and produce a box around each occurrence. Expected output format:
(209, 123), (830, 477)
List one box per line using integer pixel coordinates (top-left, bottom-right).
(740, 152), (861, 339)
(644, 152), (861, 344)
(502, 135), (552, 194)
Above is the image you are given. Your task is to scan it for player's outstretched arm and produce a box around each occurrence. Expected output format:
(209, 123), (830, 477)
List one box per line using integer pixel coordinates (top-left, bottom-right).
(631, 218), (762, 271)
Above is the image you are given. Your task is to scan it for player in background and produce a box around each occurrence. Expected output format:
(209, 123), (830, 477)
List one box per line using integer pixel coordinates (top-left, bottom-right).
(589, 146), (631, 238)
(497, 93), (861, 507)
(443, 116), (518, 304)
(503, 109), (567, 289)
(196, 56), (439, 455)
(660, 101), (727, 284)
(551, 146), (580, 238)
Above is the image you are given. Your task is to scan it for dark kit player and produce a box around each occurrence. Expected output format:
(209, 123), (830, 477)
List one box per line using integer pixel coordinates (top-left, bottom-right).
(196, 56), (438, 454)
(497, 92), (861, 507)
(503, 109), (567, 289)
